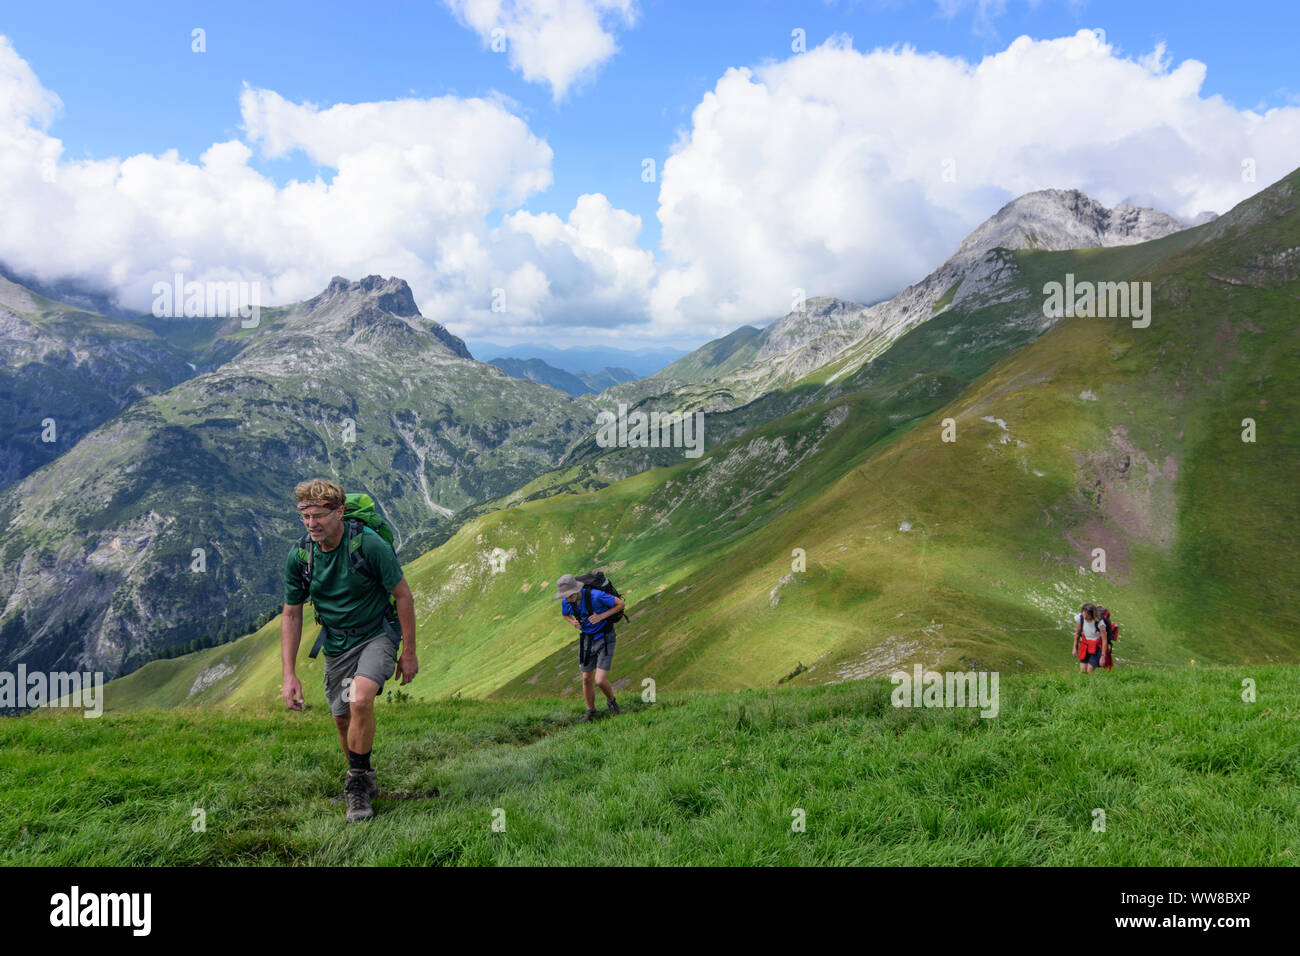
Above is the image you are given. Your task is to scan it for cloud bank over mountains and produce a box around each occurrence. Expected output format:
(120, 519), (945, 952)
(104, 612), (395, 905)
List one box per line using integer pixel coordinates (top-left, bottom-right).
(2, 27), (1297, 346)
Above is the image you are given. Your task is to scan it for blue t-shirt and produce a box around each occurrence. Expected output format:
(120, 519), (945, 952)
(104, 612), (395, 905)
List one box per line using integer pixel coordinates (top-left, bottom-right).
(562, 588), (618, 637)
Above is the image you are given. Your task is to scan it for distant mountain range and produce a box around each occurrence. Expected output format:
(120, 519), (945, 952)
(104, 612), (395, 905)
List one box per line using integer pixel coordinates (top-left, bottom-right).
(486, 356), (637, 396)
(548, 190), (1204, 484)
(465, 341), (687, 378)
(634, 189), (1201, 406)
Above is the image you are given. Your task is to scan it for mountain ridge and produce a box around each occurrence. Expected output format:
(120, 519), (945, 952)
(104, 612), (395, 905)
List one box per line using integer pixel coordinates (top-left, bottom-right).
(615, 191), (1192, 416)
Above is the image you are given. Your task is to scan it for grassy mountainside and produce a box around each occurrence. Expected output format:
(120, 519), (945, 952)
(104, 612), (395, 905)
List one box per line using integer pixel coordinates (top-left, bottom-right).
(524, 227), (1208, 503)
(650, 324), (767, 384)
(12, 665), (1300, 865)
(103, 169), (1300, 712)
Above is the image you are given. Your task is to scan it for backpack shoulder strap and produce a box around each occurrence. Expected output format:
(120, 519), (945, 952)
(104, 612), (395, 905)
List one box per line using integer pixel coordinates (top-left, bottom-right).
(345, 519), (378, 580)
(296, 533), (314, 590)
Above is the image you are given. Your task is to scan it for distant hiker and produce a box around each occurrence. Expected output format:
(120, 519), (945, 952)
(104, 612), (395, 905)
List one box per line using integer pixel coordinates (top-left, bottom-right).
(1072, 603), (1109, 675)
(280, 479), (418, 823)
(556, 572), (624, 722)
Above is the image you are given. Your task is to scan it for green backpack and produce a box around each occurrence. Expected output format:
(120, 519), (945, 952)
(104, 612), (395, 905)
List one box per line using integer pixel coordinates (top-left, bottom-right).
(296, 493), (399, 658)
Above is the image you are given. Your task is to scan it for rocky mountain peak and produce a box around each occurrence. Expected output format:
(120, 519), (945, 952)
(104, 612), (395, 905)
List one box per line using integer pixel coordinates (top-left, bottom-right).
(320, 274), (420, 318)
(683, 187), (1192, 403)
(954, 188), (1186, 261)
(755, 296), (868, 362)
(305, 275), (470, 358)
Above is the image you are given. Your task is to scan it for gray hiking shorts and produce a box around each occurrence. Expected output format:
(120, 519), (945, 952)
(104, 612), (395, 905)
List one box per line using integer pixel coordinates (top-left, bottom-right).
(324, 633), (398, 717)
(579, 632), (615, 673)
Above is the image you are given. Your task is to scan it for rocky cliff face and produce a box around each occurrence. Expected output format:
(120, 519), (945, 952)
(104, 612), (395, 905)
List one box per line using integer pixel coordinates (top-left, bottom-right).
(754, 297), (869, 362)
(0, 275), (194, 490)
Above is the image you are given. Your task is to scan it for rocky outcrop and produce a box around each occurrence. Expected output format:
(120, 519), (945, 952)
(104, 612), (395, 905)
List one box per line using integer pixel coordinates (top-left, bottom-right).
(953, 189), (1185, 259)
(302, 275), (471, 358)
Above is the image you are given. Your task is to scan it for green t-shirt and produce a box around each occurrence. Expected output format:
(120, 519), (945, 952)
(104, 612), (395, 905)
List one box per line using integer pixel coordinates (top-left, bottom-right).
(284, 526), (404, 657)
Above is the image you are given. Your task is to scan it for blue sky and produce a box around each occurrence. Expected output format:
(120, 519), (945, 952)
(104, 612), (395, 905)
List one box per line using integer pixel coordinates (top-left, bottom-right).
(2, 1), (1298, 347)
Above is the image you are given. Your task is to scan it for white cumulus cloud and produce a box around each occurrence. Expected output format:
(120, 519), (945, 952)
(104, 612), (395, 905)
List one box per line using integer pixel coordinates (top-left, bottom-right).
(649, 29), (1300, 337)
(495, 193), (655, 328)
(442, 0), (639, 101)
(0, 35), (652, 341)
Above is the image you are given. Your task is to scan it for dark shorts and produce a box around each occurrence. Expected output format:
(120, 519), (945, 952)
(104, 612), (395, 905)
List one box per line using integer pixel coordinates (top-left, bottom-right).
(579, 631), (615, 673)
(323, 633), (398, 716)
(1080, 646), (1102, 667)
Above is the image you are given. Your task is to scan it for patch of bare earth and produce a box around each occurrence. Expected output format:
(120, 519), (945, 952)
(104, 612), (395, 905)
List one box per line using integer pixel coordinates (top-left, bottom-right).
(1065, 519), (1131, 582)
(1073, 425), (1180, 554)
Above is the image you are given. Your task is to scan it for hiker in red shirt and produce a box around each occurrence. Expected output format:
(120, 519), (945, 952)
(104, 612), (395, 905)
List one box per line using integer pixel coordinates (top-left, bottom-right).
(1072, 603), (1109, 674)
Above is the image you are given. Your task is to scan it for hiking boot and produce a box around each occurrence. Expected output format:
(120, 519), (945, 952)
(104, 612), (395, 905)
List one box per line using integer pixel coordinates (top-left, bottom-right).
(579, 709), (597, 723)
(607, 698), (621, 716)
(331, 770), (379, 805)
(344, 768), (377, 823)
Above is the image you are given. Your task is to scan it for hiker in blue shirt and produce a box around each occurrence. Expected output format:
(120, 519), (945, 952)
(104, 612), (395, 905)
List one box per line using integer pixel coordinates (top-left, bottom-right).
(555, 573), (624, 722)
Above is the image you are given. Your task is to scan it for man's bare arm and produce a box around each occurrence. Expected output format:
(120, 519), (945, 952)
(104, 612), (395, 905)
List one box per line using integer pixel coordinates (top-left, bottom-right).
(589, 597), (625, 623)
(281, 603), (305, 709)
(391, 578), (418, 684)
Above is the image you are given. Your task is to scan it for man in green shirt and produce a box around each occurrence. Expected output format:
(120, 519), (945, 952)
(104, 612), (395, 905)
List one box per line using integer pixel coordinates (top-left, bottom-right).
(280, 479), (418, 823)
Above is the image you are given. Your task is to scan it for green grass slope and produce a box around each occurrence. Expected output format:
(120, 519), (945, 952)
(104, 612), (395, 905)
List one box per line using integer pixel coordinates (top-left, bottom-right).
(650, 324), (767, 384)
(9, 665), (1299, 865)
(102, 617), (303, 711)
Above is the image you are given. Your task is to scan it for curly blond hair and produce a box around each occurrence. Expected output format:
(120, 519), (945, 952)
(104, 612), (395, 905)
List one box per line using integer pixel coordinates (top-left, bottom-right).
(294, 478), (345, 508)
